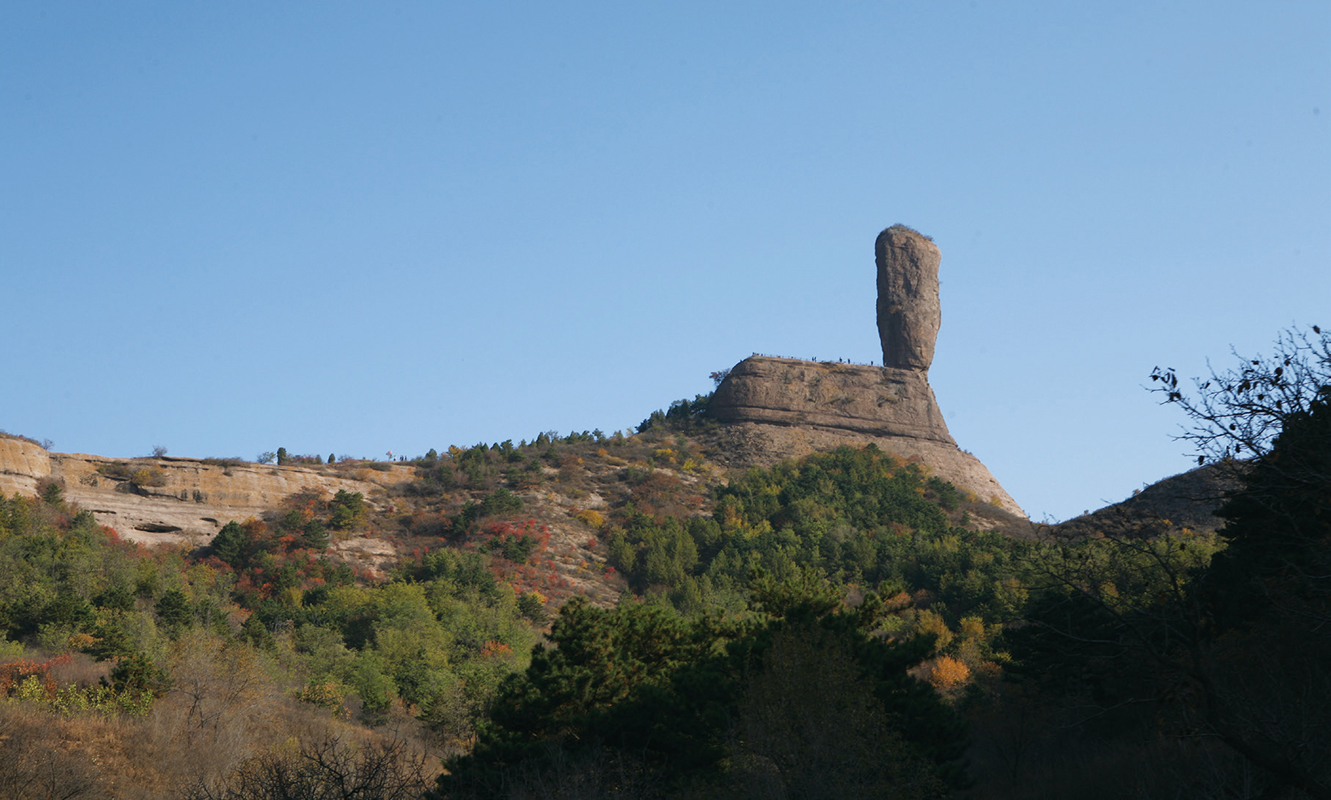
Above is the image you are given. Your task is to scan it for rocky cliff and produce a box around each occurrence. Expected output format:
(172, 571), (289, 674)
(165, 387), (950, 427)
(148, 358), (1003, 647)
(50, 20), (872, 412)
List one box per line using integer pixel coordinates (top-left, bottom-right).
(706, 226), (1025, 519)
(0, 436), (408, 546)
(710, 357), (954, 443)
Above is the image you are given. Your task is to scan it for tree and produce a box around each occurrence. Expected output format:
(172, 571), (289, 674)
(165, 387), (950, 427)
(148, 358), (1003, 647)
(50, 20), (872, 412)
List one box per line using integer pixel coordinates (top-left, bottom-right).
(329, 491), (367, 530)
(728, 623), (944, 800)
(1150, 324), (1331, 629)
(180, 734), (429, 800)
(1150, 324), (1330, 464)
(156, 589), (194, 632)
(303, 520), (329, 551)
(439, 570), (964, 798)
(1016, 326), (1331, 798)
(212, 521), (247, 568)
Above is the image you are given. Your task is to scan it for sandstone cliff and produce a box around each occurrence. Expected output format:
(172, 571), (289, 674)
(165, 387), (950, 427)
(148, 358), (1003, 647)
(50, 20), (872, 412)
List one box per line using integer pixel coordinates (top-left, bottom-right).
(708, 357), (1023, 518)
(709, 357), (954, 443)
(704, 225), (1025, 519)
(1, 436), (408, 546)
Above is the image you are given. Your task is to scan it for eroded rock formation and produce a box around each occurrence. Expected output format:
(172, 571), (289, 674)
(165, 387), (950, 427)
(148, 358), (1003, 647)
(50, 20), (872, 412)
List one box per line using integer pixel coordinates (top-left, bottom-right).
(0, 436), (408, 545)
(876, 225), (941, 371)
(710, 357), (953, 444)
(708, 226), (1025, 519)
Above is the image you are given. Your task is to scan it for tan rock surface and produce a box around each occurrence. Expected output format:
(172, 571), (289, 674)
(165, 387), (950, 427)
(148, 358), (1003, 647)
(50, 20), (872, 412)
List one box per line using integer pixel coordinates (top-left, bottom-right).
(876, 225), (942, 371)
(704, 226), (1024, 520)
(0, 438), (52, 495)
(0, 442), (410, 545)
(707, 387), (1024, 519)
(710, 357), (954, 444)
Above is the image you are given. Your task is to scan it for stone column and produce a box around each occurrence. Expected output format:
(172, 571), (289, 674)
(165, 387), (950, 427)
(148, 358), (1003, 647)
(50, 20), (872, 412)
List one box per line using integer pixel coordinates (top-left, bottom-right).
(875, 225), (941, 371)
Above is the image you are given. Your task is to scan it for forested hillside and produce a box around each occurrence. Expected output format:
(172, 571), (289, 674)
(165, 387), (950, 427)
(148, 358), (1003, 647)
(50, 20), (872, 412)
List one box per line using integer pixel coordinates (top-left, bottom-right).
(1, 327), (1328, 799)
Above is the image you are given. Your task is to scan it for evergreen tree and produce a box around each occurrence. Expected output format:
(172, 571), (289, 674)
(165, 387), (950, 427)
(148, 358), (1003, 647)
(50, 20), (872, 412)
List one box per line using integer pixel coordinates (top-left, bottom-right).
(211, 521), (246, 568)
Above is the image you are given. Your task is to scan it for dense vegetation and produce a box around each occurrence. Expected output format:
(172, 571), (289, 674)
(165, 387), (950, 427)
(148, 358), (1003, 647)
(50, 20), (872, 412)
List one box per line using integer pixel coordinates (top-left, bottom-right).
(0, 483), (541, 797)
(2, 328), (1328, 798)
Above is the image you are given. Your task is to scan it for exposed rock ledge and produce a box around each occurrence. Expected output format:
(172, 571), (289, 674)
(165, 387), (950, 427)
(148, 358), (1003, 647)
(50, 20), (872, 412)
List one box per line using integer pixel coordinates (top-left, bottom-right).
(709, 356), (1024, 518)
(0, 437), (410, 545)
(710, 357), (955, 443)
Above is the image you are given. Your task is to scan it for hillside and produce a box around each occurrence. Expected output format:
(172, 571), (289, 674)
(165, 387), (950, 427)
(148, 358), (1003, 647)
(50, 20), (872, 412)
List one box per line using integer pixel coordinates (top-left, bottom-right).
(3, 407), (1041, 615)
(2, 227), (1317, 798)
(4, 400), (1320, 799)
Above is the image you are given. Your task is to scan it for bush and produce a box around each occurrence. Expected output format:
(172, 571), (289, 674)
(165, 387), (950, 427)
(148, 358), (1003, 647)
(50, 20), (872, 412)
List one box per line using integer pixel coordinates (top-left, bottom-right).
(637, 394), (713, 433)
(202, 457), (247, 468)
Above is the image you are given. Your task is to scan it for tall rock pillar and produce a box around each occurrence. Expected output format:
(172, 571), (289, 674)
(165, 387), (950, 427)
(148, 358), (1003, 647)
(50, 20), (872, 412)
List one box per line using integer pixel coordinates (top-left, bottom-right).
(876, 225), (941, 371)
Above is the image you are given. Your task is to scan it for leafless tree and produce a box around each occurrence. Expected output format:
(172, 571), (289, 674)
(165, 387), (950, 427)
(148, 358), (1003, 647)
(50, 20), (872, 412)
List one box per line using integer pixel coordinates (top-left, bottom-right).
(178, 733), (429, 800)
(1149, 325), (1329, 465)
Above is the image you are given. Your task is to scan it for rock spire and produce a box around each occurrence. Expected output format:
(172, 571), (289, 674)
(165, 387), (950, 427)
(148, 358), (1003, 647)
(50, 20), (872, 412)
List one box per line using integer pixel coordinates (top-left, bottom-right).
(707, 226), (1026, 519)
(875, 225), (941, 371)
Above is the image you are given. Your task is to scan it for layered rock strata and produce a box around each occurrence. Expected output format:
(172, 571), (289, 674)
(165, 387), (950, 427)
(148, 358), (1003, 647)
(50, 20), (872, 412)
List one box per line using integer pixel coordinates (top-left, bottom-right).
(0, 436), (408, 545)
(709, 357), (1023, 517)
(710, 357), (954, 444)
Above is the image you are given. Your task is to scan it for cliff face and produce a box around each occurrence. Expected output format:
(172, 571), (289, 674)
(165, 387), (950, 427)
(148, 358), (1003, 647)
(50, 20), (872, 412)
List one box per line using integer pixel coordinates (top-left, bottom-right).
(709, 357), (1023, 517)
(0, 438), (52, 493)
(705, 226), (1025, 519)
(710, 357), (954, 444)
(0, 438), (408, 545)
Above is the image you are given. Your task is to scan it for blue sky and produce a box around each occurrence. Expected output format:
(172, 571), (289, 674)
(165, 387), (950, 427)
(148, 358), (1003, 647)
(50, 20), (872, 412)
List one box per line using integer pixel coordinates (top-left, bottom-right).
(3, 2), (1328, 521)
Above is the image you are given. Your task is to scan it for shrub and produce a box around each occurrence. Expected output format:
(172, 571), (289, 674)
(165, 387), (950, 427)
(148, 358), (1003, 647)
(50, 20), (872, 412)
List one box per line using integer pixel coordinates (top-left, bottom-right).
(131, 467), (168, 488)
(296, 679), (347, 716)
(202, 457), (247, 468)
(575, 508), (605, 529)
(479, 488), (522, 517)
(0, 430), (49, 449)
(637, 394), (714, 433)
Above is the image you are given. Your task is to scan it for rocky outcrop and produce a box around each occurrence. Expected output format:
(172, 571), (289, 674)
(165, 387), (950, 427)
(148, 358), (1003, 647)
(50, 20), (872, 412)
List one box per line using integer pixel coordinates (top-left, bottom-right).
(0, 438), (52, 494)
(876, 225), (941, 371)
(0, 442), (411, 545)
(706, 226), (1025, 519)
(709, 357), (954, 444)
(709, 357), (1023, 517)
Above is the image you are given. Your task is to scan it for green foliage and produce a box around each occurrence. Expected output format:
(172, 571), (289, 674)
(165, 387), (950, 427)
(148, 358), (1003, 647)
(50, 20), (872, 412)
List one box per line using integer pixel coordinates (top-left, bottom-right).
(106, 650), (171, 697)
(154, 589), (193, 632)
(637, 394), (713, 434)
(201, 457), (247, 467)
(999, 331), (1331, 798)
(328, 490), (367, 530)
(96, 461), (168, 488)
(0, 487), (537, 747)
(302, 520), (329, 550)
(441, 571), (965, 798)
(1209, 394), (1331, 623)
(478, 487), (522, 518)
(515, 592), (546, 623)
(603, 446), (1026, 630)
(38, 480), (63, 506)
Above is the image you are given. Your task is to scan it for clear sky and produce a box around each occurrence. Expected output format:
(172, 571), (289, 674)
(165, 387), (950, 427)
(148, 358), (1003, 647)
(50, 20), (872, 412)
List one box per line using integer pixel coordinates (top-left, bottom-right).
(3, 2), (1328, 522)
